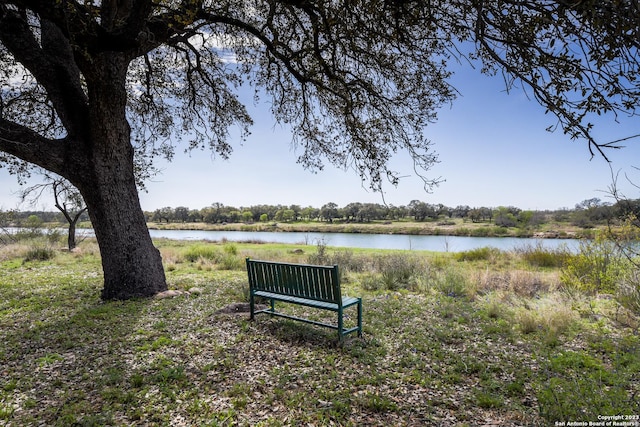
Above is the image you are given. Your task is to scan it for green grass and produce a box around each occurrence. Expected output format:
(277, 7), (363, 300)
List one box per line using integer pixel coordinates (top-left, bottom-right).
(0, 238), (638, 426)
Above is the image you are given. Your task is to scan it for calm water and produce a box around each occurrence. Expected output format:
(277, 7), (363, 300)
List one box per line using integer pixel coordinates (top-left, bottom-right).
(7, 227), (581, 252)
(144, 229), (581, 252)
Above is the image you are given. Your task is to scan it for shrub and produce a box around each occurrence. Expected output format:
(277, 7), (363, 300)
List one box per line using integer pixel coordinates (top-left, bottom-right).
(217, 253), (243, 270)
(359, 273), (382, 291)
(307, 239), (329, 265)
(307, 243), (372, 278)
(454, 247), (500, 262)
(617, 270), (640, 316)
(376, 253), (424, 291)
(223, 243), (238, 256)
(560, 234), (627, 294)
(183, 245), (219, 262)
(24, 246), (56, 262)
(329, 250), (364, 273)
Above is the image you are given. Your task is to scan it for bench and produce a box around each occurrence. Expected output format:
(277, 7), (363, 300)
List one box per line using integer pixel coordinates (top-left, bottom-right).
(246, 258), (362, 341)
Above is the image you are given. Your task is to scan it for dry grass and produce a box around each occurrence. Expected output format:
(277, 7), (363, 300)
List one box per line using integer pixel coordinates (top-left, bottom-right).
(473, 269), (558, 297)
(513, 296), (577, 336)
(0, 242), (30, 262)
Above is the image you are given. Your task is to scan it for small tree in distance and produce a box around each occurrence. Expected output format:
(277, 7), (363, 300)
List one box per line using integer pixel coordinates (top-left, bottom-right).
(20, 176), (88, 251)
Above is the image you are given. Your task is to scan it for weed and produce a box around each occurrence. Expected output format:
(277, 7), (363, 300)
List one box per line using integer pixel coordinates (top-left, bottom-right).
(0, 402), (14, 421)
(358, 392), (398, 412)
(515, 309), (540, 334)
(433, 267), (469, 298)
(36, 353), (64, 366)
(218, 252), (243, 270)
(130, 373), (145, 388)
(307, 238), (329, 265)
(484, 298), (506, 319)
(329, 249), (363, 273)
(153, 364), (187, 386)
(223, 243), (238, 255)
(227, 383), (251, 410)
(474, 391), (503, 409)
(508, 270), (552, 297)
(151, 335), (174, 350)
(359, 272), (382, 291)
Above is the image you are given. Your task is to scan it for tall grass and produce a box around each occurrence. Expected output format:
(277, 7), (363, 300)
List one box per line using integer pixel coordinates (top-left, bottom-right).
(182, 243), (243, 270)
(515, 242), (572, 268)
(23, 246), (56, 262)
(474, 269), (556, 298)
(617, 270), (640, 317)
(454, 246), (501, 262)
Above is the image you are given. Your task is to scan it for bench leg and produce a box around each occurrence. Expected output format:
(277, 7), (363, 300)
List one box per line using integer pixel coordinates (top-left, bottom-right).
(338, 307), (344, 343)
(358, 299), (363, 337)
(249, 293), (255, 320)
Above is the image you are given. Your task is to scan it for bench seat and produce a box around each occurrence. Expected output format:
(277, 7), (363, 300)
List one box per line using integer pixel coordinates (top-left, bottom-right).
(253, 291), (361, 311)
(247, 258), (362, 341)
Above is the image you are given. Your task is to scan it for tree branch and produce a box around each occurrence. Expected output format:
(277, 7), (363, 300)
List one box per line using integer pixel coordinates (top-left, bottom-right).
(0, 118), (67, 174)
(0, 5), (89, 137)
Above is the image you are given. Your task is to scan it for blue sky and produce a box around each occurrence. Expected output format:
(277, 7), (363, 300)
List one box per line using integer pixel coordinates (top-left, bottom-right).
(1, 64), (638, 212)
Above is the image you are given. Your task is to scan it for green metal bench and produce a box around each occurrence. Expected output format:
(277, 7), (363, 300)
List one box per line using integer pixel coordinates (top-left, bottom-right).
(246, 258), (362, 341)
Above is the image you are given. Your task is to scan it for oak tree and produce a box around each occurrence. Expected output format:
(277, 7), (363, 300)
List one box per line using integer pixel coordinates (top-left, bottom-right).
(1, 0), (638, 299)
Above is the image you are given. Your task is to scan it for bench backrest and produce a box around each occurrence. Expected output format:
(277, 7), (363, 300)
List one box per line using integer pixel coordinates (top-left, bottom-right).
(246, 258), (341, 304)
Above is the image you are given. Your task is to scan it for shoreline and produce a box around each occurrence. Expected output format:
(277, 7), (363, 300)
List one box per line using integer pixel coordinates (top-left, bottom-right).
(145, 220), (596, 239)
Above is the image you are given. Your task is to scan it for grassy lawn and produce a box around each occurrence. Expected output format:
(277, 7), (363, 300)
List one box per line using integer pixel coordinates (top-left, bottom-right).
(0, 239), (638, 426)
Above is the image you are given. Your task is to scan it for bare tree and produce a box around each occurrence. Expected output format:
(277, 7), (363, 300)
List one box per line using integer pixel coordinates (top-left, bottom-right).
(20, 175), (88, 250)
(0, 208), (17, 245)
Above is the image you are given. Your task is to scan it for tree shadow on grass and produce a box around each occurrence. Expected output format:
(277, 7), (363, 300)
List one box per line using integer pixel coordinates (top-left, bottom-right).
(0, 283), (181, 426)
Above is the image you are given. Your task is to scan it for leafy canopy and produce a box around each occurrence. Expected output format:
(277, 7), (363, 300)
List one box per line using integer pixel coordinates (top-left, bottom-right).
(0, 0), (638, 190)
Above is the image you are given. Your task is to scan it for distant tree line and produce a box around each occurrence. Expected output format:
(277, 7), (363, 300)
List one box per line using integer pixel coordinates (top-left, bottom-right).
(5, 197), (638, 231)
(139, 198), (637, 230)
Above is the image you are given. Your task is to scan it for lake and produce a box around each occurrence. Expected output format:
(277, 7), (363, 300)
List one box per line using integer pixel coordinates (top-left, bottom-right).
(5, 227), (582, 252)
(144, 229), (581, 252)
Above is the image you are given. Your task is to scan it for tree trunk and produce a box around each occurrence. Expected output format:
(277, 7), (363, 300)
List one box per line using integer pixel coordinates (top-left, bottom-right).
(66, 212), (84, 251)
(72, 53), (168, 300)
(67, 220), (76, 251)
(84, 177), (167, 300)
